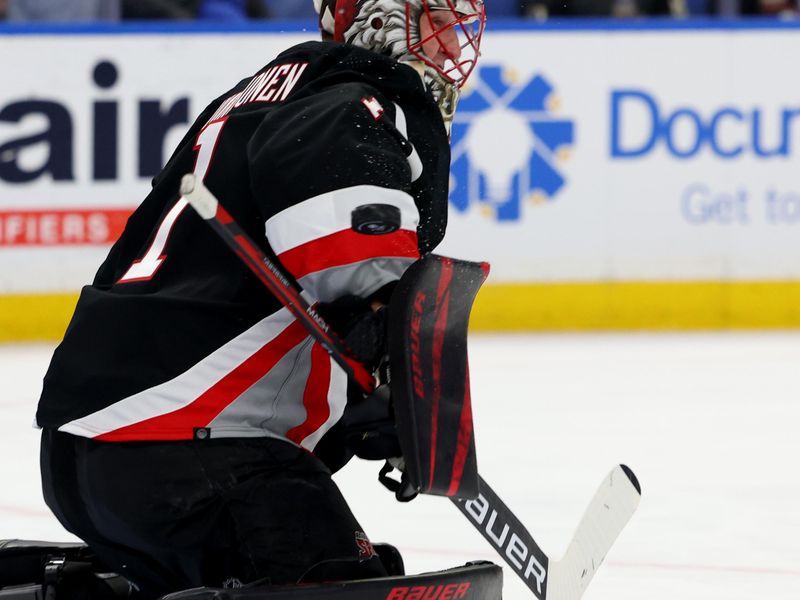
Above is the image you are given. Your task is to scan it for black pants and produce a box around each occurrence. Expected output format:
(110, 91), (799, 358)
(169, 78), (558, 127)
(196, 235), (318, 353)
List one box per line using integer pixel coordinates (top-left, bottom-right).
(40, 430), (385, 599)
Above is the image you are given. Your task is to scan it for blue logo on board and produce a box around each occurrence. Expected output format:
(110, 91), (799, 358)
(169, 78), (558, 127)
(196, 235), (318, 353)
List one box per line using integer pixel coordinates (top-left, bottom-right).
(449, 66), (575, 222)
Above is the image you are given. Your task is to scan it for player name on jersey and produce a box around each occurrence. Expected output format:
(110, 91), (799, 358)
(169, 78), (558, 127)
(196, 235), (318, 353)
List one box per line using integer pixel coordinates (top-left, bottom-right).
(207, 62), (309, 123)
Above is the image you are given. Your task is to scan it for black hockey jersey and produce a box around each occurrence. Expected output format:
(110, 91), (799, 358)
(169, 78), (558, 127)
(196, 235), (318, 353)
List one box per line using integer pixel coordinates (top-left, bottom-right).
(36, 41), (451, 450)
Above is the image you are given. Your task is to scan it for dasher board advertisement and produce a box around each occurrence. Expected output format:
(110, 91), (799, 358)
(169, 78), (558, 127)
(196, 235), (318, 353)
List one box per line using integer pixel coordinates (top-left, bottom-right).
(1, 21), (798, 334)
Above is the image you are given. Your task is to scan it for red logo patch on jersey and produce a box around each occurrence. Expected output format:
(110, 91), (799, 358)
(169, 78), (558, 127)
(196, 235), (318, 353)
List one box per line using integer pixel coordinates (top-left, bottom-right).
(355, 530), (377, 560)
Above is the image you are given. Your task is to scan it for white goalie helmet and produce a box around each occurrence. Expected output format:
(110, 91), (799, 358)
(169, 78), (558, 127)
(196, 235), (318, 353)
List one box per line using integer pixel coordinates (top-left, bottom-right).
(313, 0), (485, 131)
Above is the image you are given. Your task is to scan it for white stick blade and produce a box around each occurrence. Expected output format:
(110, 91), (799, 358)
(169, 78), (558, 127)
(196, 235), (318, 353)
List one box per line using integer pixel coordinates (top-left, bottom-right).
(180, 174), (219, 220)
(548, 465), (641, 600)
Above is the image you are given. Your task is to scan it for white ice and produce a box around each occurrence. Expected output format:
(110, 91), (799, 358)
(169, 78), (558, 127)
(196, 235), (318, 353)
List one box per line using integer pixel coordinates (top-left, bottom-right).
(2, 333), (799, 600)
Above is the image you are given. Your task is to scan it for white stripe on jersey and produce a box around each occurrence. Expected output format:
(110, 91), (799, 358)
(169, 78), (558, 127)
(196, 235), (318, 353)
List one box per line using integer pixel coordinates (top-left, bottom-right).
(58, 308), (300, 438)
(393, 102), (423, 182)
(264, 185), (419, 255)
(298, 256), (416, 303)
(297, 356), (349, 450)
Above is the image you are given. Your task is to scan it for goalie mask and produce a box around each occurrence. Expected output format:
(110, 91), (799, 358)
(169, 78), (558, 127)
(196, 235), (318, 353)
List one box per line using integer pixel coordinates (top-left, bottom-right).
(314, 0), (485, 133)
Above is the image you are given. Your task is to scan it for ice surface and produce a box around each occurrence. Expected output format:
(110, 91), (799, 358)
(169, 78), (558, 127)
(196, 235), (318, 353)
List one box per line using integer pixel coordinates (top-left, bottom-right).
(2, 333), (799, 600)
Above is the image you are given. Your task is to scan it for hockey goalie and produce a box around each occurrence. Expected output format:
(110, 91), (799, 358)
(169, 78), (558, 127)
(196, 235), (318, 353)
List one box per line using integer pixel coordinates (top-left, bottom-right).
(1, 0), (498, 598)
(1, 0), (641, 597)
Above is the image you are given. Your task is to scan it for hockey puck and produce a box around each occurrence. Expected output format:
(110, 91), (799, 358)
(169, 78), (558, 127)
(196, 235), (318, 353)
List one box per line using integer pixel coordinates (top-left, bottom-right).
(351, 204), (401, 235)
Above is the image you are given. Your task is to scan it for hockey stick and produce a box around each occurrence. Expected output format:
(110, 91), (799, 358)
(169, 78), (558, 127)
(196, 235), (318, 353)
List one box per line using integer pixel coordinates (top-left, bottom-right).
(180, 174), (641, 600)
(453, 468), (640, 600)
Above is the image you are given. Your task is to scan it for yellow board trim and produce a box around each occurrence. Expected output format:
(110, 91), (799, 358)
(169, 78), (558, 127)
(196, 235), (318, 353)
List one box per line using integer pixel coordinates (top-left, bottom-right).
(471, 281), (800, 330)
(0, 293), (79, 343)
(2, 281), (800, 342)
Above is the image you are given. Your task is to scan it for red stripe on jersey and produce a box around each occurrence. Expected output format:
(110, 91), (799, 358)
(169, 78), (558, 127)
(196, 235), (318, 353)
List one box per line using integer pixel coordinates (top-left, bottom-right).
(277, 228), (419, 281)
(285, 343), (332, 445)
(95, 319), (309, 441)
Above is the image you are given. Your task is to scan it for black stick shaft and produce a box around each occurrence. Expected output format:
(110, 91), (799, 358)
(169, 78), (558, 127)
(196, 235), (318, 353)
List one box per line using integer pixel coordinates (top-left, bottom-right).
(451, 476), (551, 600)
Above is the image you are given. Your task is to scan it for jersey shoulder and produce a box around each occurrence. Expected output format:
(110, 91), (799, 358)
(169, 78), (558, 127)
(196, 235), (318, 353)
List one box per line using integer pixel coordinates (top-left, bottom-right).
(247, 78), (413, 216)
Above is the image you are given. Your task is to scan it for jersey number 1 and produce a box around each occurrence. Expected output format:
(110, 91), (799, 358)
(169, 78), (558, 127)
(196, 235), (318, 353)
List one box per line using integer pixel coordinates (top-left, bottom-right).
(118, 119), (227, 283)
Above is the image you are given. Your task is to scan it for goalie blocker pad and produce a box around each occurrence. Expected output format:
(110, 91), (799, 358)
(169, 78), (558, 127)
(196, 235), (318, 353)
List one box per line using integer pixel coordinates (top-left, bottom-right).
(388, 254), (490, 499)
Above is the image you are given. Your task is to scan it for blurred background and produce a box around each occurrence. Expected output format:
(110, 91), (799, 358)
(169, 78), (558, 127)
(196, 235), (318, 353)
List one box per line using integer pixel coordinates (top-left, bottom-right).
(1, 0), (800, 21)
(1, 0), (799, 335)
(1, 3), (799, 600)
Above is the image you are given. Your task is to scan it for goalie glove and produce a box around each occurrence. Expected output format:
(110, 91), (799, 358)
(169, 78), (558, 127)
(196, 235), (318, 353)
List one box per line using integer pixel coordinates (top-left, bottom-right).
(341, 385), (401, 461)
(317, 294), (390, 371)
(340, 386), (418, 503)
